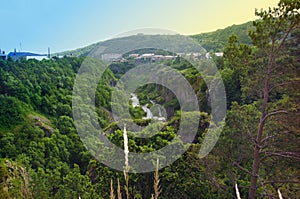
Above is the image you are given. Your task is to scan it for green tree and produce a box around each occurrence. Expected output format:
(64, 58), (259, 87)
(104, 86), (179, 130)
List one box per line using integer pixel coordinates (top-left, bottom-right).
(243, 1), (300, 198)
(222, 34), (252, 105)
(56, 164), (98, 199)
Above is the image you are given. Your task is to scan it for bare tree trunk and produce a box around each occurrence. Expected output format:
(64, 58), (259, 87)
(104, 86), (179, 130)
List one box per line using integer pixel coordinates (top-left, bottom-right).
(248, 114), (265, 199)
(248, 51), (274, 199)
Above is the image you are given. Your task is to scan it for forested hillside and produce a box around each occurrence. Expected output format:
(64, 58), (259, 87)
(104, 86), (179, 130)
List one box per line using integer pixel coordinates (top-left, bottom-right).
(0, 1), (299, 198)
(59, 21), (252, 57)
(191, 21), (253, 51)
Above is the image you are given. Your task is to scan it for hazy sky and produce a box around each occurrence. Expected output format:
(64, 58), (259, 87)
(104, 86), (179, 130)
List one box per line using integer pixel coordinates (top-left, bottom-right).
(1, 0), (278, 53)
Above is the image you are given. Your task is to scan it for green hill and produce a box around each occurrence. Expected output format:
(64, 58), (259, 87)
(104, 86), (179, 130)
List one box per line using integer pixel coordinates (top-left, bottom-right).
(1, 1), (299, 197)
(191, 21), (253, 51)
(59, 21), (253, 57)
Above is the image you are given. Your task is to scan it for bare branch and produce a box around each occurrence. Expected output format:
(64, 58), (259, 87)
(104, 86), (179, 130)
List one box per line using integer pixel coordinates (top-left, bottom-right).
(262, 110), (288, 123)
(269, 80), (300, 92)
(275, 21), (298, 54)
(233, 161), (251, 175)
(263, 180), (300, 185)
(245, 127), (256, 143)
(232, 161), (269, 196)
(257, 175), (270, 198)
(261, 135), (277, 144)
(261, 130), (292, 144)
(264, 151), (300, 160)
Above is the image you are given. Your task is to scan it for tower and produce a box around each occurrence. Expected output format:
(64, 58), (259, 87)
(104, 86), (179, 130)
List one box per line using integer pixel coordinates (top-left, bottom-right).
(48, 47), (50, 59)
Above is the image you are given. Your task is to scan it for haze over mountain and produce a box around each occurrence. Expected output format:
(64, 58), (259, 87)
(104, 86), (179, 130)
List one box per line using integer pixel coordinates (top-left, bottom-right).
(58, 21), (252, 57)
(1, 0), (278, 53)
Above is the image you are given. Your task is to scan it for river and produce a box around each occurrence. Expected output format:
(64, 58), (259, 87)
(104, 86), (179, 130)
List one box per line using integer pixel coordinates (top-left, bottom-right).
(130, 93), (166, 121)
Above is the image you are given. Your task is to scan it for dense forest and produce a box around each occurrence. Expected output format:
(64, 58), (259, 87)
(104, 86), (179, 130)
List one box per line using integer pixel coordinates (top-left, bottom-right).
(0, 0), (299, 198)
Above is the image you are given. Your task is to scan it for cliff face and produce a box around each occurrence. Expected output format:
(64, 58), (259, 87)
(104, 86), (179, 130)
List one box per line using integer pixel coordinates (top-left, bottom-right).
(0, 160), (33, 199)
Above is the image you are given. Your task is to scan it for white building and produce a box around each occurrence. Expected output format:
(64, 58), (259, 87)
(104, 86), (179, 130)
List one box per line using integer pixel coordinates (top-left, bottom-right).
(7, 51), (49, 61)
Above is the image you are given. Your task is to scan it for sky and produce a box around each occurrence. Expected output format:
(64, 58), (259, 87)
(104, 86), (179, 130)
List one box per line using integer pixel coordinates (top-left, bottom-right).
(0, 0), (279, 54)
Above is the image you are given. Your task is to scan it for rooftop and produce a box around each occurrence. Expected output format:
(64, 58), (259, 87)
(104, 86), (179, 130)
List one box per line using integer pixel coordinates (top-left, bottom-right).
(7, 52), (46, 57)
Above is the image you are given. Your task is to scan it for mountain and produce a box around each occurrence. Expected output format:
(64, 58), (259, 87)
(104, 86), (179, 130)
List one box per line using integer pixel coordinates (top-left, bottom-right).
(59, 21), (253, 57)
(191, 21), (253, 51)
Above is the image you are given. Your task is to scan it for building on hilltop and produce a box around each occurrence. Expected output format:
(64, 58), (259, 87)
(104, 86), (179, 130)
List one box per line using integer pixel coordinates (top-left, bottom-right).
(7, 49), (49, 61)
(134, 53), (176, 64)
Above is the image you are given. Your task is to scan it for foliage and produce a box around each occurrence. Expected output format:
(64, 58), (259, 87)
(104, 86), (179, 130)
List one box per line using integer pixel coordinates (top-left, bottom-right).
(191, 21), (253, 51)
(0, 1), (299, 198)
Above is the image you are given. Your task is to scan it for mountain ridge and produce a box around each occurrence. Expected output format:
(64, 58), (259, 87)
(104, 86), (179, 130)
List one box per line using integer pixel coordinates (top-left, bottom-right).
(58, 21), (253, 57)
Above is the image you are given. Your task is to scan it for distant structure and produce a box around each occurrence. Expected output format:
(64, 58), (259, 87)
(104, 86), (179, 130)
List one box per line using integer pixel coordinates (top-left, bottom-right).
(0, 49), (6, 60)
(0, 48), (51, 61)
(205, 52), (224, 59)
(109, 51), (224, 64)
(215, 52), (224, 57)
(48, 47), (51, 59)
(133, 53), (176, 64)
(101, 53), (122, 62)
